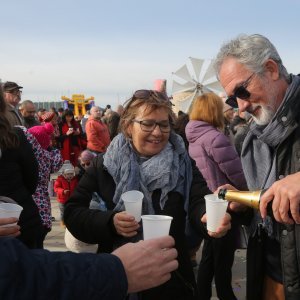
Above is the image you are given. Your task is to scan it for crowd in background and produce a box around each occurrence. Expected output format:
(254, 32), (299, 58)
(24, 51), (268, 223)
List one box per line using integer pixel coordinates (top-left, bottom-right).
(1, 33), (300, 300)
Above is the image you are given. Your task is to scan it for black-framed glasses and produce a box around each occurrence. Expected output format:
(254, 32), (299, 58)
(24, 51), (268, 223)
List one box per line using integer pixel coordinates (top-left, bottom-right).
(133, 119), (171, 133)
(225, 73), (255, 108)
(132, 89), (170, 102)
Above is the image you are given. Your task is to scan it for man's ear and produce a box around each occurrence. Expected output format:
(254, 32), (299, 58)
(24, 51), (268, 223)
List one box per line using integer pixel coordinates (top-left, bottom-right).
(264, 59), (280, 80)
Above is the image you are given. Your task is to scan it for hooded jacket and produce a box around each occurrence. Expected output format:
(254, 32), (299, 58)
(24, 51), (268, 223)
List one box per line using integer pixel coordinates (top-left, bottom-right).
(185, 120), (247, 191)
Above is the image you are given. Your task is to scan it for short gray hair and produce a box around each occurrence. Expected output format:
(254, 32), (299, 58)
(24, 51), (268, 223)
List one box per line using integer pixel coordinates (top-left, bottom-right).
(214, 34), (289, 80)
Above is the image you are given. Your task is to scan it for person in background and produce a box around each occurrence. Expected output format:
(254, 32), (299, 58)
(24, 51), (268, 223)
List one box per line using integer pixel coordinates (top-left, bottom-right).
(85, 106), (110, 154)
(0, 216), (178, 300)
(58, 109), (83, 166)
(186, 92), (247, 300)
(19, 100), (40, 128)
(76, 149), (96, 180)
(213, 33), (300, 300)
(223, 103), (235, 144)
(0, 88), (44, 249)
(26, 123), (63, 247)
(116, 104), (125, 116)
(2, 81), (24, 126)
(64, 89), (223, 300)
(54, 166), (78, 227)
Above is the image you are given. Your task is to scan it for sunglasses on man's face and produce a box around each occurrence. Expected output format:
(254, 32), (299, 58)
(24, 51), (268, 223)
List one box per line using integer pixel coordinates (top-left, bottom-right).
(225, 73), (255, 108)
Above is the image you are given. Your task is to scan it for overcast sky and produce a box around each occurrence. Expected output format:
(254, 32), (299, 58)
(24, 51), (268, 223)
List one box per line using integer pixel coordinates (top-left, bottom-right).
(1, 0), (299, 109)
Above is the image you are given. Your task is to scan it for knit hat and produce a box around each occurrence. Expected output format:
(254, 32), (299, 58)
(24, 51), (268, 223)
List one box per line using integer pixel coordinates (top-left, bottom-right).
(40, 111), (55, 123)
(80, 150), (96, 162)
(28, 123), (54, 149)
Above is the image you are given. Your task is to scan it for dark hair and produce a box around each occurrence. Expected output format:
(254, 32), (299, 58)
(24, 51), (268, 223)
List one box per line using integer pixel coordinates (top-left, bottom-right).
(62, 109), (74, 124)
(0, 89), (19, 150)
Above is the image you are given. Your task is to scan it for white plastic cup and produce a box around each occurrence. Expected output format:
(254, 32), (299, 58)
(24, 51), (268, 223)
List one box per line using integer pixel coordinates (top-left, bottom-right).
(121, 190), (144, 222)
(0, 203), (23, 227)
(141, 215), (173, 240)
(205, 194), (228, 232)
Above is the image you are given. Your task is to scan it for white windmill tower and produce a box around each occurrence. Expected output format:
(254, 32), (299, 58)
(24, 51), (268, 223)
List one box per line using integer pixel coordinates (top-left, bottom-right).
(172, 57), (224, 113)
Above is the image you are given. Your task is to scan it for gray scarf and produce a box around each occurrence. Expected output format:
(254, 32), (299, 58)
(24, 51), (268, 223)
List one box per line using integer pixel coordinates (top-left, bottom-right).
(241, 74), (300, 238)
(103, 132), (193, 215)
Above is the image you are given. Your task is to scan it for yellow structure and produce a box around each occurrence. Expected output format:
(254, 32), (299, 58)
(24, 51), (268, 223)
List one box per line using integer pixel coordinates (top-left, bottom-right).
(61, 94), (94, 116)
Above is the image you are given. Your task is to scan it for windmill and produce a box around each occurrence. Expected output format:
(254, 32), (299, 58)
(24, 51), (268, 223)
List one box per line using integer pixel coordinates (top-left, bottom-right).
(171, 57), (224, 113)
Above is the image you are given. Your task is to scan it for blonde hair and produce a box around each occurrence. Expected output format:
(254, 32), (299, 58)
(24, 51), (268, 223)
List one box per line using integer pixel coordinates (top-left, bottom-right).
(189, 93), (224, 130)
(120, 91), (174, 138)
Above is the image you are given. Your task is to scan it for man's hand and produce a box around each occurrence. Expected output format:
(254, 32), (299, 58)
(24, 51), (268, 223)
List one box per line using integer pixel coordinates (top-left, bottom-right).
(113, 211), (140, 237)
(112, 236), (178, 293)
(0, 218), (20, 237)
(201, 213), (232, 238)
(260, 172), (300, 224)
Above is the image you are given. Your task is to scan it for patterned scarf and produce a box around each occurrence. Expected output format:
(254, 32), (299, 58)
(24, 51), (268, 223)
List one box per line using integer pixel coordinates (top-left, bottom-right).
(103, 132), (192, 215)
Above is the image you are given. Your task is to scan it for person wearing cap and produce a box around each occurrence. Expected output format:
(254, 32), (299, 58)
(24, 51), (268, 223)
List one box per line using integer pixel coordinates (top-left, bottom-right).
(2, 81), (24, 126)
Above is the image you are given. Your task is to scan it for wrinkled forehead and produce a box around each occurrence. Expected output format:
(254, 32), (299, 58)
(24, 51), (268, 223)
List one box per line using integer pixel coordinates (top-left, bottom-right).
(219, 58), (252, 93)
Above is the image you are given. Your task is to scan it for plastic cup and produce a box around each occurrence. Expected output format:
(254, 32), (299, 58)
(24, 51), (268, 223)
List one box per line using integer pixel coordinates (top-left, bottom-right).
(0, 203), (23, 227)
(141, 215), (173, 240)
(121, 190), (144, 222)
(205, 194), (228, 232)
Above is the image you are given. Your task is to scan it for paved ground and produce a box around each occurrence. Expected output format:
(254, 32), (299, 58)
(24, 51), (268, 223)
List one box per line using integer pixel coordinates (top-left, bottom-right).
(44, 198), (246, 299)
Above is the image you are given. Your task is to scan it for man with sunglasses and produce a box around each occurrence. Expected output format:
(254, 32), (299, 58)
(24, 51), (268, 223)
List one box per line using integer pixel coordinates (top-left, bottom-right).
(214, 34), (300, 300)
(2, 81), (24, 126)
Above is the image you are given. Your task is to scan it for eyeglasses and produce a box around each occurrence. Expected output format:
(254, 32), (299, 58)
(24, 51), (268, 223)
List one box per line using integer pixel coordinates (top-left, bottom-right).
(132, 89), (170, 102)
(225, 73), (255, 108)
(132, 119), (171, 133)
(81, 161), (91, 167)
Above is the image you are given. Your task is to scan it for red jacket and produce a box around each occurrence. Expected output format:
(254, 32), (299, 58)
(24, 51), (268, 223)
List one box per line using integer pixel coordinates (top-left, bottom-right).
(86, 118), (110, 153)
(54, 175), (78, 204)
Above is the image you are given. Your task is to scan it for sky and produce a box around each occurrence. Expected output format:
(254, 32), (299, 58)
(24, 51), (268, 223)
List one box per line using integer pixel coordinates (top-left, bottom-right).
(1, 0), (299, 109)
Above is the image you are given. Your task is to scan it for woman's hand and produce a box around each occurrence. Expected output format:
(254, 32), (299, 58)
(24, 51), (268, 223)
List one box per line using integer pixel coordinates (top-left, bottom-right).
(113, 211), (140, 237)
(73, 128), (80, 136)
(0, 218), (21, 237)
(66, 128), (74, 135)
(201, 212), (231, 238)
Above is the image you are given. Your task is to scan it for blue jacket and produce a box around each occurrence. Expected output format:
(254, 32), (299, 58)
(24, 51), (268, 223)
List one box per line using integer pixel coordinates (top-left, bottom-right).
(0, 237), (127, 300)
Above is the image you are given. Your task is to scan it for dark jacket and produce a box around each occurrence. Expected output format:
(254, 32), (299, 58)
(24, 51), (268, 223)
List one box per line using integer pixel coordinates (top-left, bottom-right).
(0, 237), (127, 300)
(0, 127), (43, 248)
(65, 154), (210, 300)
(244, 81), (300, 300)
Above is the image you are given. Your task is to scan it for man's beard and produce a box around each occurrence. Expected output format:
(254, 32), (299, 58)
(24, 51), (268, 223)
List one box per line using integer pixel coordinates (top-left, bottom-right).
(24, 116), (39, 128)
(250, 81), (278, 126)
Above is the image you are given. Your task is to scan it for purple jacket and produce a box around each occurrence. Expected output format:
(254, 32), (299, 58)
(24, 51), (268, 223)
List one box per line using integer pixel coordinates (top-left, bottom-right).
(186, 120), (247, 192)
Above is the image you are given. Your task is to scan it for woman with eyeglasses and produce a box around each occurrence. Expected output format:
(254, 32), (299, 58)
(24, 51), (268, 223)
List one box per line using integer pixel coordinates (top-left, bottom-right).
(186, 92), (247, 300)
(64, 90), (228, 300)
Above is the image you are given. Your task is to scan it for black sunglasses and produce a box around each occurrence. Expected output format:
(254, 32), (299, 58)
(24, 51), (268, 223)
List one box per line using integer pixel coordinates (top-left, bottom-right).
(225, 73), (255, 108)
(132, 89), (170, 102)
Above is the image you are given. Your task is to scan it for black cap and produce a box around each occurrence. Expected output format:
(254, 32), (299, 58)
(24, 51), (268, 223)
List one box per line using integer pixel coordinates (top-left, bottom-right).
(2, 81), (23, 92)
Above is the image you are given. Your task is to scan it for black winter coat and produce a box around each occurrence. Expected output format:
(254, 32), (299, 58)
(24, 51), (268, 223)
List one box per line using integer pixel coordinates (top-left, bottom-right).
(0, 127), (43, 248)
(65, 154), (211, 300)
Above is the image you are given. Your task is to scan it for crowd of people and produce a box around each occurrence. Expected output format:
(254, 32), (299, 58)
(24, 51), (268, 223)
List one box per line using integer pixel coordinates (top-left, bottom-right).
(1, 33), (300, 300)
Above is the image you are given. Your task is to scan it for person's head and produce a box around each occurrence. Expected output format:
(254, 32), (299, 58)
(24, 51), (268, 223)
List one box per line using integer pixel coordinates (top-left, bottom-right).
(40, 111), (57, 125)
(62, 109), (75, 124)
(215, 34), (290, 126)
(0, 89), (19, 151)
(189, 93), (224, 130)
(90, 106), (102, 120)
(116, 105), (124, 116)
(57, 107), (64, 116)
(19, 100), (36, 118)
(28, 123), (54, 150)
(63, 167), (75, 181)
(120, 89), (174, 157)
(79, 150), (96, 169)
(2, 81), (23, 107)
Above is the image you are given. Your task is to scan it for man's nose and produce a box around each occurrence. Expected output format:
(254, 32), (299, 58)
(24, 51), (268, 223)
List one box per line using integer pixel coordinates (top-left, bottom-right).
(237, 98), (251, 112)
